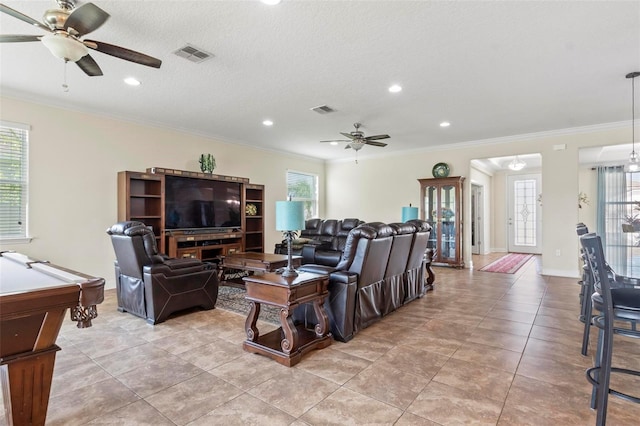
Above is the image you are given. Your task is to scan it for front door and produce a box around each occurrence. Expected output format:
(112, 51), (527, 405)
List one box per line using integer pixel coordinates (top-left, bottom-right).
(507, 173), (542, 254)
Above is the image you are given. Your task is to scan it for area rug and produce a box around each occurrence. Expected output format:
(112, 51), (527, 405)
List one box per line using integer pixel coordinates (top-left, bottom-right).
(479, 253), (533, 274)
(216, 285), (279, 324)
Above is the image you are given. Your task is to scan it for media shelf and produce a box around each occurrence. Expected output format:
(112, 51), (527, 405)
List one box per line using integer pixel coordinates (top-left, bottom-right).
(118, 169), (265, 261)
(167, 232), (242, 262)
(117, 171), (164, 251)
(244, 184), (264, 253)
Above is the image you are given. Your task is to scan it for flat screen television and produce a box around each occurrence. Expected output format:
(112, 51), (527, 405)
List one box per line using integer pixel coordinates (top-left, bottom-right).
(164, 175), (242, 231)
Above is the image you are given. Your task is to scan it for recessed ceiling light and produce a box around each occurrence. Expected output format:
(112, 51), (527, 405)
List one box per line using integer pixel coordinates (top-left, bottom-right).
(388, 84), (402, 93)
(262, 119), (274, 126)
(330, 142), (338, 146)
(440, 121), (451, 127)
(124, 77), (141, 86)
(261, 0), (281, 5)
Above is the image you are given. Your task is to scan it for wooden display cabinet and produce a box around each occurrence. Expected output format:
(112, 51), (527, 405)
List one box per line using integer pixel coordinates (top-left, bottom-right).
(418, 176), (465, 268)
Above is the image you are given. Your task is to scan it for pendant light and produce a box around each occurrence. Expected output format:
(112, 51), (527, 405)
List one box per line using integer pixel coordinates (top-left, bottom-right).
(626, 71), (640, 172)
(508, 155), (526, 171)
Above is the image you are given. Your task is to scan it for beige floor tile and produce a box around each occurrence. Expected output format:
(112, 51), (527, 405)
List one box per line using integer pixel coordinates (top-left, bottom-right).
(432, 357), (515, 402)
(188, 393), (296, 425)
(85, 400), (175, 425)
(46, 377), (140, 426)
(328, 334), (395, 362)
(295, 347), (371, 385)
(465, 326), (529, 352)
(115, 356), (205, 398)
(451, 341), (522, 373)
(499, 375), (594, 425)
(145, 372), (242, 425)
(301, 387), (403, 425)
(407, 381), (503, 425)
(476, 316), (533, 337)
(249, 368), (339, 417)
(208, 352), (290, 390)
(344, 362), (430, 409)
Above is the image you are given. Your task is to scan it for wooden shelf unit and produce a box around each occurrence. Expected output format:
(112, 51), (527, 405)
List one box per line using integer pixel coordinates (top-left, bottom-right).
(244, 184), (264, 253)
(117, 171), (164, 251)
(117, 169), (264, 260)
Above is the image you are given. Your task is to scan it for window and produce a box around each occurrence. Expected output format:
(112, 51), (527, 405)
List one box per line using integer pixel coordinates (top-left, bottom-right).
(286, 170), (318, 219)
(0, 121), (29, 240)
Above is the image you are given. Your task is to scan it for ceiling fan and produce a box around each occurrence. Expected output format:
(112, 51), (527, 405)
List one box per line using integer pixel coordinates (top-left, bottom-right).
(0, 0), (162, 76)
(320, 123), (390, 151)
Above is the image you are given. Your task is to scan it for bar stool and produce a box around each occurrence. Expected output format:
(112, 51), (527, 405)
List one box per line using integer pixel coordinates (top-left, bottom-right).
(579, 233), (640, 425)
(575, 223), (639, 356)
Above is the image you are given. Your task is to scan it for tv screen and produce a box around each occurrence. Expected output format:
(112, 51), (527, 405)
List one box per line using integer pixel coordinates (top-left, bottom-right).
(165, 175), (242, 230)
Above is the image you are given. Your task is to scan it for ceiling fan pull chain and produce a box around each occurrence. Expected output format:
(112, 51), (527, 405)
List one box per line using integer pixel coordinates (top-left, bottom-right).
(62, 60), (69, 92)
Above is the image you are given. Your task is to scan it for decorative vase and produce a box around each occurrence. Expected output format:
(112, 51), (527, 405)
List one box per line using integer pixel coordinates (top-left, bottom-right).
(199, 154), (216, 173)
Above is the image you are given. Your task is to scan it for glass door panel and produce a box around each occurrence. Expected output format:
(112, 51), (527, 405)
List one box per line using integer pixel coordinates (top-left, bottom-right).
(440, 185), (457, 260)
(423, 185), (438, 251)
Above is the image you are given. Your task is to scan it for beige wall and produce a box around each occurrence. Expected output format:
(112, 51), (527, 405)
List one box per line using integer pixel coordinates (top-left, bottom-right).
(326, 126), (630, 278)
(1, 95), (630, 282)
(0, 96), (325, 288)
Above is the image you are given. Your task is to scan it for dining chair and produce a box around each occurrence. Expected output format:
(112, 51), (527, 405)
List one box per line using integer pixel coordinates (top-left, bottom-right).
(579, 233), (640, 426)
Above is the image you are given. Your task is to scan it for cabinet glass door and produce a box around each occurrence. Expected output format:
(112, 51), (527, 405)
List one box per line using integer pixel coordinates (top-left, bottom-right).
(440, 184), (457, 261)
(423, 185), (438, 252)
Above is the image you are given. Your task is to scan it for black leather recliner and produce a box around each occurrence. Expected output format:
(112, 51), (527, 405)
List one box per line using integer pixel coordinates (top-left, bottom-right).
(107, 221), (219, 325)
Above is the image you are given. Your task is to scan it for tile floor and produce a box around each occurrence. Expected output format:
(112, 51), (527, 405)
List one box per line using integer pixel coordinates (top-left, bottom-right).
(3, 254), (640, 425)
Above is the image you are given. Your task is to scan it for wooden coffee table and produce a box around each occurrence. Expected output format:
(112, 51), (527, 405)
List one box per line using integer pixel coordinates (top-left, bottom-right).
(221, 252), (302, 287)
(242, 271), (332, 367)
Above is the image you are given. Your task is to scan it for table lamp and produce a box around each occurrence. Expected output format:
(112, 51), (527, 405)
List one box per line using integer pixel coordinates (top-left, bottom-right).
(275, 200), (305, 277)
(402, 204), (419, 222)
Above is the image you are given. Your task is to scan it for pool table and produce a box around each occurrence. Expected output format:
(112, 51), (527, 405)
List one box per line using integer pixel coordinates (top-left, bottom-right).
(0, 251), (105, 426)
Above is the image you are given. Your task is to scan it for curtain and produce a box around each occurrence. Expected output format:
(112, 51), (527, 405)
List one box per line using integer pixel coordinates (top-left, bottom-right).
(596, 166), (627, 272)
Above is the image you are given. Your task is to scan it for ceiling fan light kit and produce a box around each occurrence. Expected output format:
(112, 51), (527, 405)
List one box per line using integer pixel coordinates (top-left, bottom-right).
(0, 1), (162, 76)
(41, 32), (87, 61)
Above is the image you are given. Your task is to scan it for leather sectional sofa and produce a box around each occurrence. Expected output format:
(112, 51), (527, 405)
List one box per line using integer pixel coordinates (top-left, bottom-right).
(275, 218), (364, 266)
(293, 220), (432, 342)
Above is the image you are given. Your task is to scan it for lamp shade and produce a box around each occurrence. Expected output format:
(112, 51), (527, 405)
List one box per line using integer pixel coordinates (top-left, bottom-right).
(275, 201), (305, 231)
(402, 206), (419, 222)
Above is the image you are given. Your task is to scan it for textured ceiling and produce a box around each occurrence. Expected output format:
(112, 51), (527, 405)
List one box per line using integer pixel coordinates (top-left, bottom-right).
(1, 0), (639, 161)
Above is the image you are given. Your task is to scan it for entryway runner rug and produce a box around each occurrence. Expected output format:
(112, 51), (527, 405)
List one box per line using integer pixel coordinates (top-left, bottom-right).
(215, 285), (279, 324)
(479, 253), (533, 274)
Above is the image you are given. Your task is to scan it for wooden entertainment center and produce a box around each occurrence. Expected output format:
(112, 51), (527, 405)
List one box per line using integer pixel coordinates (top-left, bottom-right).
(117, 168), (264, 260)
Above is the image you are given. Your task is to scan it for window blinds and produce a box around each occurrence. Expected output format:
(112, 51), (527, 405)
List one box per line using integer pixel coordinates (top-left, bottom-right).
(0, 122), (29, 238)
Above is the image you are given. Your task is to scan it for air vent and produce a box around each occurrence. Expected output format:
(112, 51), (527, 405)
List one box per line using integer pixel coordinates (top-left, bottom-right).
(173, 44), (214, 63)
(310, 105), (336, 114)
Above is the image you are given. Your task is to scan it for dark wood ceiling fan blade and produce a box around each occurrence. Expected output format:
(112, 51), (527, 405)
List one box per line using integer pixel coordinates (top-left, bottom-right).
(64, 3), (110, 36)
(364, 140), (388, 147)
(0, 4), (51, 32)
(0, 34), (41, 43)
(76, 54), (103, 76)
(340, 132), (358, 140)
(84, 39), (162, 68)
(364, 134), (390, 140)
(320, 139), (349, 143)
